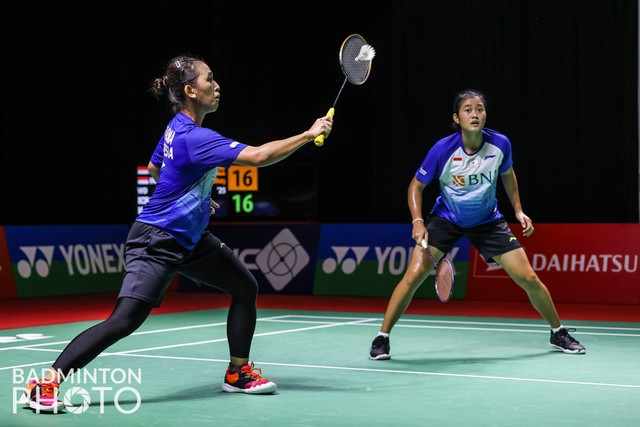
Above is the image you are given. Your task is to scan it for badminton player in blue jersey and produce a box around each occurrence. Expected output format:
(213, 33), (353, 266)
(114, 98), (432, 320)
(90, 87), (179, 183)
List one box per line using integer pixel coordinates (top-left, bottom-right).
(20, 54), (333, 411)
(369, 89), (585, 360)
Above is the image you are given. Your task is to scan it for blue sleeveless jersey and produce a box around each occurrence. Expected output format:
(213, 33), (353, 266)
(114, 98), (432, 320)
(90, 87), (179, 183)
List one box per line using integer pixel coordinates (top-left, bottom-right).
(415, 128), (513, 228)
(137, 113), (247, 249)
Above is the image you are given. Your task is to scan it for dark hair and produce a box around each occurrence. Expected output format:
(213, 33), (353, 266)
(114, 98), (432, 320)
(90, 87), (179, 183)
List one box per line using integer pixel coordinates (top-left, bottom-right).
(149, 55), (205, 114)
(451, 89), (486, 130)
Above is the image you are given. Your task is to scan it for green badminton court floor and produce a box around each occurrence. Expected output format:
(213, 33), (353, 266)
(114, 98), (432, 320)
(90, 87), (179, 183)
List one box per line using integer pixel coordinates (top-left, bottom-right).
(1, 308), (639, 426)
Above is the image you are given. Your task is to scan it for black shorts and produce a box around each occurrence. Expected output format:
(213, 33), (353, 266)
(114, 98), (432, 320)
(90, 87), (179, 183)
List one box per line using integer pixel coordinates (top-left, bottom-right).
(426, 215), (522, 263)
(118, 221), (238, 306)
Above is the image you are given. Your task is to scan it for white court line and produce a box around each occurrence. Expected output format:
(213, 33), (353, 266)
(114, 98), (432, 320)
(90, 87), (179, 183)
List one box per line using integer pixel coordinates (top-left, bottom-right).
(101, 353), (640, 390)
(260, 315), (640, 337)
(1, 360), (56, 372)
(0, 317), (375, 369)
(106, 317), (376, 355)
(2, 315), (639, 372)
(266, 314), (640, 332)
(0, 322), (229, 353)
(2, 315), (638, 356)
(129, 321), (228, 335)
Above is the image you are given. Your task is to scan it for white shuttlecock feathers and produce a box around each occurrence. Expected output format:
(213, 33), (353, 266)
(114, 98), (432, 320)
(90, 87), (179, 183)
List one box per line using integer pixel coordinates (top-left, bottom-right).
(355, 44), (376, 62)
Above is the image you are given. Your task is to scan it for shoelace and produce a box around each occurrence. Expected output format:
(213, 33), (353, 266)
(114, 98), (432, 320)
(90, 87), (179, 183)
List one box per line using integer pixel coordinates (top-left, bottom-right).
(37, 381), (59, 398)
(372, 336), (386, 346)
(241, 363), (265, 380)
(559, 328), (581, 344)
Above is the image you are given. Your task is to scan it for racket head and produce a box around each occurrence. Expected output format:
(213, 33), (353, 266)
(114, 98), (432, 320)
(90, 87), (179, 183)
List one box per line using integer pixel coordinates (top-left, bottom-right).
(339, 34), (373, 85)
(435, 258), (454, 303)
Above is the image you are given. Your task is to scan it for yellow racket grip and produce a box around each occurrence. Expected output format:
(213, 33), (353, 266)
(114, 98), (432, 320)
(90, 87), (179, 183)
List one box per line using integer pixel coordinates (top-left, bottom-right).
(314, 108), (335, 147)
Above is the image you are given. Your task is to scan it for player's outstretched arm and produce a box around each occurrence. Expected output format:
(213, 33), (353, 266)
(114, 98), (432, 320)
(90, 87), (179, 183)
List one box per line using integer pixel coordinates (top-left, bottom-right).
(235, 116), (332, 167)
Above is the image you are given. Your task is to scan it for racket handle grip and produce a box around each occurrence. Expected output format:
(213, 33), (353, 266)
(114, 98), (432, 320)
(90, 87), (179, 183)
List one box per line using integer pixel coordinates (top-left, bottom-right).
(420, 239), (428, 249)
(314, 108), (335, 147)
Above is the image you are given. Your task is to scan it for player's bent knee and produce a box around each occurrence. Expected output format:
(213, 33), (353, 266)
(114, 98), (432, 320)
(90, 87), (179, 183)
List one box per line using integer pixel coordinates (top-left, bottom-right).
(514, 272), (541, 290)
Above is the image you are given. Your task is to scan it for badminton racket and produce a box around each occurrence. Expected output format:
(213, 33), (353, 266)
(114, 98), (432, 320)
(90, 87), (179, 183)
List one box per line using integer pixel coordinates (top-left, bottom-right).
(421, 239), (454, 303)
(315, 34), (375, 146)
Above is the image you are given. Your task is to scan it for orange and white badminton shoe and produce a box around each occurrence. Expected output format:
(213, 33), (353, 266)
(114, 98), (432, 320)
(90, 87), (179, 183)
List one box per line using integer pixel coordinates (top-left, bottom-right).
(18, 379), (63, 412)
(221, 362), (277, 394)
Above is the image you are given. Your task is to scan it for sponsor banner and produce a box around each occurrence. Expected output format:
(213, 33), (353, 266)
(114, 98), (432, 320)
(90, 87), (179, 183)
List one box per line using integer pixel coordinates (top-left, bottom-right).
(0, 227), (17, 299)
(179, 223), (321, 295)
(467, 223), (640, 304)
(313, 224), (470, 299)
(5, 225), (129, 298)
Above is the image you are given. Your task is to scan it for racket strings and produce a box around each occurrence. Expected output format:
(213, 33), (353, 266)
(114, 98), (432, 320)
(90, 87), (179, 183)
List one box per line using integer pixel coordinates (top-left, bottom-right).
(340, 37), (372, 85)
(435, 259), (454, 302)
(421, 239), (454, 302)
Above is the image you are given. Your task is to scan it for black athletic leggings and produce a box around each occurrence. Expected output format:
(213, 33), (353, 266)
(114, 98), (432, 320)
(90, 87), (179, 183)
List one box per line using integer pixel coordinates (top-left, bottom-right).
(51, 297), (152, 378)
(52, 289), (256, 379)
(52, 226), (260, 380)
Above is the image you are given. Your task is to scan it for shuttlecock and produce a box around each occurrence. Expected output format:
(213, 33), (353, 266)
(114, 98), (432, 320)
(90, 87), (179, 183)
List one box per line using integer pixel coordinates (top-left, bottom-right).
(355, 44), (376, 62)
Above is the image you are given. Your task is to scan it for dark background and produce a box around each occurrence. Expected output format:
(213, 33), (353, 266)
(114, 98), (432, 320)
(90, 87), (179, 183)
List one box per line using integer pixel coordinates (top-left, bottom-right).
(1, 1), (637, 225)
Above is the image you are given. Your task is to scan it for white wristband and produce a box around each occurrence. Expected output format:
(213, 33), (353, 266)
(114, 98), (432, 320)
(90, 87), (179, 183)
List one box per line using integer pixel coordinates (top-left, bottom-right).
(411, 218), (424, 223)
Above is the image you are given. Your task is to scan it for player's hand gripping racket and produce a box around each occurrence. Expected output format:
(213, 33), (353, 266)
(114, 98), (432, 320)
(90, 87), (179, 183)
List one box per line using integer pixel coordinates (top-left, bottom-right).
(421, 240), (454, 302)
(315, 34), (375, 146)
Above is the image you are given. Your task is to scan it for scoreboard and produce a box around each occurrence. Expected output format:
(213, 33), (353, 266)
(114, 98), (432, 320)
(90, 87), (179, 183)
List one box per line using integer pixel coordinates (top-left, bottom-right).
(213, 165), (258, 215)
(136, 163), (317, 219)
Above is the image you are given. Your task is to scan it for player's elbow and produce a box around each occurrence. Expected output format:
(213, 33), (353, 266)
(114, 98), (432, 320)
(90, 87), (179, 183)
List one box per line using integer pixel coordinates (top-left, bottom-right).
(235, 147), (271, 167)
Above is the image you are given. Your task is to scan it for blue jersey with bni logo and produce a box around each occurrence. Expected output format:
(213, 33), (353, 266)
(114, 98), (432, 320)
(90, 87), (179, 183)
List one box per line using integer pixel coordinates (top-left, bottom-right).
(137, 113), (247, 249)
(415, 128), (513, 228)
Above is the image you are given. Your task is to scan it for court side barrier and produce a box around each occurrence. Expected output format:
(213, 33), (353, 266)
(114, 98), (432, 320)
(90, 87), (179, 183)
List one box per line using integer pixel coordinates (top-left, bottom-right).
(0, 225), (129, 299)
(466, 223), (639, 304)
(1, 223), (638, 304)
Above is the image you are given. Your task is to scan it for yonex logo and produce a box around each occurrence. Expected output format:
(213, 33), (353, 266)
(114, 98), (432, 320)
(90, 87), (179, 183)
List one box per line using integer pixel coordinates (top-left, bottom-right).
(254, 228), (309, 291)
(17, 246), (55, 278)
(16, 244), (125, 279)
(321, 246), (460, 277)
(322, 247), (369, 274)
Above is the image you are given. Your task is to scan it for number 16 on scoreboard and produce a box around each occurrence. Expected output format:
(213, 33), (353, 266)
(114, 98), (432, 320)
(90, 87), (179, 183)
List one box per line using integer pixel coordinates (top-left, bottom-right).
(215, 165), (258, 214)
